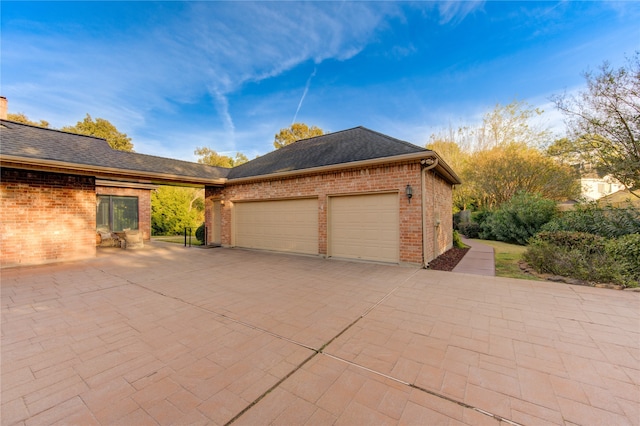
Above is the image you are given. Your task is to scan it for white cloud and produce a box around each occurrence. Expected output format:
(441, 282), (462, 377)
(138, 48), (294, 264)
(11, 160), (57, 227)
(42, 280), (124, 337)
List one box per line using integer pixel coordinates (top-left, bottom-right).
(435, 0), (485, 24)
(2, 2), (401, 157)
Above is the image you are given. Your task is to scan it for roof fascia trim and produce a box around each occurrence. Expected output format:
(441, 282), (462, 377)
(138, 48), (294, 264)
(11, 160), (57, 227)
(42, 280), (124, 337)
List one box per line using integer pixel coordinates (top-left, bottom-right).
(0, 155), (227, 186)
(95, 179), (159, 190)
(228, 151), (461, 185)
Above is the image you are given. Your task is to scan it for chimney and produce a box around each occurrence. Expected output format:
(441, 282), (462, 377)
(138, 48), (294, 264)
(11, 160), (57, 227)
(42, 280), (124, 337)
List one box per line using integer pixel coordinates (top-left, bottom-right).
(0, 97), (7, 120)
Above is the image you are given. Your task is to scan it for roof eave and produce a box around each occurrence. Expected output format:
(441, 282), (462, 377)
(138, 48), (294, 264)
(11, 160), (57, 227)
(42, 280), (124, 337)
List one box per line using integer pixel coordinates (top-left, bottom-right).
(228, 151), (462, 185)
(0, 155), (227, 187)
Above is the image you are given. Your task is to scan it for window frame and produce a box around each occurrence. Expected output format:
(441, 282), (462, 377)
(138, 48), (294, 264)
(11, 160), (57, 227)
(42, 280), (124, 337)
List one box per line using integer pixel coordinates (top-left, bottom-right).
(97, 195), (139, 232)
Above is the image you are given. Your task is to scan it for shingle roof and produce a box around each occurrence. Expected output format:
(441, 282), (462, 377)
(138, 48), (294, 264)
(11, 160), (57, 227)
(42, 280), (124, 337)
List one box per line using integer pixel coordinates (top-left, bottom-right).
(0, 122), (456, 185)
(227, 126), (429, 179)
(0, 120), (229, 180)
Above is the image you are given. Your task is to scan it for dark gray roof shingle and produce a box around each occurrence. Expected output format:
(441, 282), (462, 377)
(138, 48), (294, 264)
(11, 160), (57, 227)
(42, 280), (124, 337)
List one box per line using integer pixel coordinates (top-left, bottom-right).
(227, 126), (429, 179)
(0, 120), (229, 180)
(1, 122), (443, 183)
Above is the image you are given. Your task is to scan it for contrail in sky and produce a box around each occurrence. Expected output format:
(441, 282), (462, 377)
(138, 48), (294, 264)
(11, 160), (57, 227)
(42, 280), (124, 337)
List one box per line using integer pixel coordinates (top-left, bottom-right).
(292, 67), (317, 125)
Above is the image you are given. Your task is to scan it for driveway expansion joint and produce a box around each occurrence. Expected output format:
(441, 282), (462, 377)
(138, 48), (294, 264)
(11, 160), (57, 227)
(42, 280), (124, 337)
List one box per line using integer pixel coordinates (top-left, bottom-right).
(126, 267), (527, 426)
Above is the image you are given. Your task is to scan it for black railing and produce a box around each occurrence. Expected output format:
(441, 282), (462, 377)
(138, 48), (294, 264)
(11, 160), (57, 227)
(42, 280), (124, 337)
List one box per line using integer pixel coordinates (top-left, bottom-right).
(184, 227), (193, 247)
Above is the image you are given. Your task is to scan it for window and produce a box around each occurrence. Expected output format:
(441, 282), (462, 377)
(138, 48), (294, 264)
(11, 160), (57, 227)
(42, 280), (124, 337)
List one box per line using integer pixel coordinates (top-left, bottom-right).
(97, 195), (139, 232)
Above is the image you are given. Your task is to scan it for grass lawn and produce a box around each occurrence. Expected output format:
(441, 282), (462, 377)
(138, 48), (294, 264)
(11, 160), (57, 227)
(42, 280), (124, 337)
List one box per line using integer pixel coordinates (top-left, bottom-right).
(471, 239), (542, 281)
(151, 235), (203, 246)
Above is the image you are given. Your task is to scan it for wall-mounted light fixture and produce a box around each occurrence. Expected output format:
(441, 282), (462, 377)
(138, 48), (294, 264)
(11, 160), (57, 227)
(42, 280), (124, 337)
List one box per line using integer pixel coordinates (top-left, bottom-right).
(405, 184), (413, 203)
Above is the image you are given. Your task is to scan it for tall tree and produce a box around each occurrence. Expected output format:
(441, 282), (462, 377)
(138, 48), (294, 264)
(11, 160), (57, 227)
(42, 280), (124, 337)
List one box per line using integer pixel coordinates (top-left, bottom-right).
(151, 187), (204, 236)
(426, 140), (473, 212)
(274, 123), (324, 149)
(428, 100), (551, 153)
(194, 147), (248, 167)
(7, 112), (49, 128)
(465, 142), (581, 208)
(546, 137), (584, 167)
(552, 53), (640, 197)
(62, 114), (133, 151)
(477, 100), (550, 149)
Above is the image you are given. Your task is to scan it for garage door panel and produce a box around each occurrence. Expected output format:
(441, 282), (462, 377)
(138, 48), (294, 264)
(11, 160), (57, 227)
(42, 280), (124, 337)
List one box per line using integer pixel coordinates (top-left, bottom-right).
(235, 199), (318, 254)
(329, 193), (399, 263)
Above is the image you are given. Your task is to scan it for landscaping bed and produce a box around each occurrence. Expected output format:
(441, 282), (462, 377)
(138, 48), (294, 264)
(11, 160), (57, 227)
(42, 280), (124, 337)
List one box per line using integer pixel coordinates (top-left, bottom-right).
(427, 247), (470, 271)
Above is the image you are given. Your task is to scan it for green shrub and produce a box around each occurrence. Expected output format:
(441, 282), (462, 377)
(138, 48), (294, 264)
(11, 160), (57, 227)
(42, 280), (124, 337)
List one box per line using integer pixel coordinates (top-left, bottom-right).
(542, 201), (640, 238)
(606, 233), (640, 287)
(479, 192), (557, 245)
(534, 231), (607, 255)
(453, 230), (466, 248)
(524, 238), (621, 283)
(195, 222), (205, 243)
(458, 222), (481, 239)
(471, 210), (493, 226)
(524, 231), (639, 287)
(453, 210), (472, 231)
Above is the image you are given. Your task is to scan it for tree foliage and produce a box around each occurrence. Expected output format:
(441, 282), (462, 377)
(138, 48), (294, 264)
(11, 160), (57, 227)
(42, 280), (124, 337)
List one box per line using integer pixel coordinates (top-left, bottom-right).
(151, 187), (204, 236)
(552, 53), (640, 196)
(428, 100), (550, 152)
(426, 139), (474, 211)
(464, 142), (580, 208)
(194, 147), (248, 168)
(428, 101), (561, 211)
(477, 100), (550, 149)
(7, 112), (50, 128)
(274, 123), (324, 149)
(62, 114), (133, 151)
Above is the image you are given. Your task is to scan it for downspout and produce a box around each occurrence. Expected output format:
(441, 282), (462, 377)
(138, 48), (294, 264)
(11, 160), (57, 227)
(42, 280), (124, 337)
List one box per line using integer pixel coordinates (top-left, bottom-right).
(420, 157), (438, 268)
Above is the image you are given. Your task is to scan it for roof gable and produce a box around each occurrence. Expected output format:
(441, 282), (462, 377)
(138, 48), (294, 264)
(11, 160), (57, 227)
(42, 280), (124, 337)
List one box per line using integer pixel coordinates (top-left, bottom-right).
(228, 126), (428, 179)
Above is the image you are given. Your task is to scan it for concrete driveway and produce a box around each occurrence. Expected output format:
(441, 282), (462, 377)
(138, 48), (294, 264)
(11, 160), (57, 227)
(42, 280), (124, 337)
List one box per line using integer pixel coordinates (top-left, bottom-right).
(2, 243), (639, 425)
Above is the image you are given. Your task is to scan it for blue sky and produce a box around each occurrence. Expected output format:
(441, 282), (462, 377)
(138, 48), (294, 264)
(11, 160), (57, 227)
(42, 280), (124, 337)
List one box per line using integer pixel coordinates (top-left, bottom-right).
(2, 1), (639, 162)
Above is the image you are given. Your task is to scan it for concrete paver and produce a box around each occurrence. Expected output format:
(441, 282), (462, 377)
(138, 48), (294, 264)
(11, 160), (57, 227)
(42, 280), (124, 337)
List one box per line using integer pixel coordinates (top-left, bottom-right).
(2, 243), (639, 425)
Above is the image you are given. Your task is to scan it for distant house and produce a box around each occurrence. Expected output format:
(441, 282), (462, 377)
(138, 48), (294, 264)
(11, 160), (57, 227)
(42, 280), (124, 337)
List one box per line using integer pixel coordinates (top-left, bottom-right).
(597, 189), (640, 208)
(1, 112), (460, 267)
(580, 175), (626, 201)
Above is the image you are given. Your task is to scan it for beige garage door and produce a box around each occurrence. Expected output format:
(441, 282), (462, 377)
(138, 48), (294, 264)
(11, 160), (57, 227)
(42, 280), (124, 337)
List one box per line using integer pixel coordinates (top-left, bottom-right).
(234, 199), (318, 254)
(329, 193), (399, 263)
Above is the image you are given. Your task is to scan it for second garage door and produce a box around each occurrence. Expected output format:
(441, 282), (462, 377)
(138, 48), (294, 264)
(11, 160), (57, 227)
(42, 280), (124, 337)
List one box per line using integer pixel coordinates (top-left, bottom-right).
(329, 193), (399, 263)
(234, 198), (318, 255)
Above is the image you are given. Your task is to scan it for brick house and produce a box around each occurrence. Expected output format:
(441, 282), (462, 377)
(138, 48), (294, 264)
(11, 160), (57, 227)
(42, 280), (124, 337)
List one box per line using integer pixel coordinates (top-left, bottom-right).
(204, 127), (460, 266)
(0, 119), (226, 267)
(1, 114), (460, 268)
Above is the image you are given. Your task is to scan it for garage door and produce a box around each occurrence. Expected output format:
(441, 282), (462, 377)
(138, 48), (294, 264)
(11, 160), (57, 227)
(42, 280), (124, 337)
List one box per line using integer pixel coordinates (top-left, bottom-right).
(234, 199), (318, 254)
(329, 193), (399, 263)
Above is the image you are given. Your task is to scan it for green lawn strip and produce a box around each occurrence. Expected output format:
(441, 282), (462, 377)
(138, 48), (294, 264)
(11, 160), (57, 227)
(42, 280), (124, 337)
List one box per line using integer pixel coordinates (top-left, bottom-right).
(470, 239), (541, 281)
(151, 235), (203, 245)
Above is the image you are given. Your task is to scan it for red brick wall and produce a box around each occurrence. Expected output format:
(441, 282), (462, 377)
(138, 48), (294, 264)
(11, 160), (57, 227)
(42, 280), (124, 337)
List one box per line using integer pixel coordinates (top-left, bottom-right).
(0, 168), (96, 267)
(423, 170), (454, 261)
(205, 161), (454, 265)
(96, 186), (152, 241)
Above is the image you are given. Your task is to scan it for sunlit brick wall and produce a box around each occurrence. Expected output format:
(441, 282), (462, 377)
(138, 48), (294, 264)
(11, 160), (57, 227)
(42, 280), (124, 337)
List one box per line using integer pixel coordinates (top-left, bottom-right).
(206, 161), (454, 265)
(423, 170), (454, 261)
(0, 168), (96, 267)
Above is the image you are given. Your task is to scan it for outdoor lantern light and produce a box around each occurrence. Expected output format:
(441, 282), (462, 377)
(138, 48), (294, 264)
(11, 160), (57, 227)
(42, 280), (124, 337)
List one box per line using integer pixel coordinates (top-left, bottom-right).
(405, 184), (413, 203)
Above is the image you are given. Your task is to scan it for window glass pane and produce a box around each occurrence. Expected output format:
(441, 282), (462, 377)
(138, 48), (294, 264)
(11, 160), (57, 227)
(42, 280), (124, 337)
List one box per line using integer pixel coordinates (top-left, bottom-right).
(112, 196), (138, 232)
(96, 196), (110, 230)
